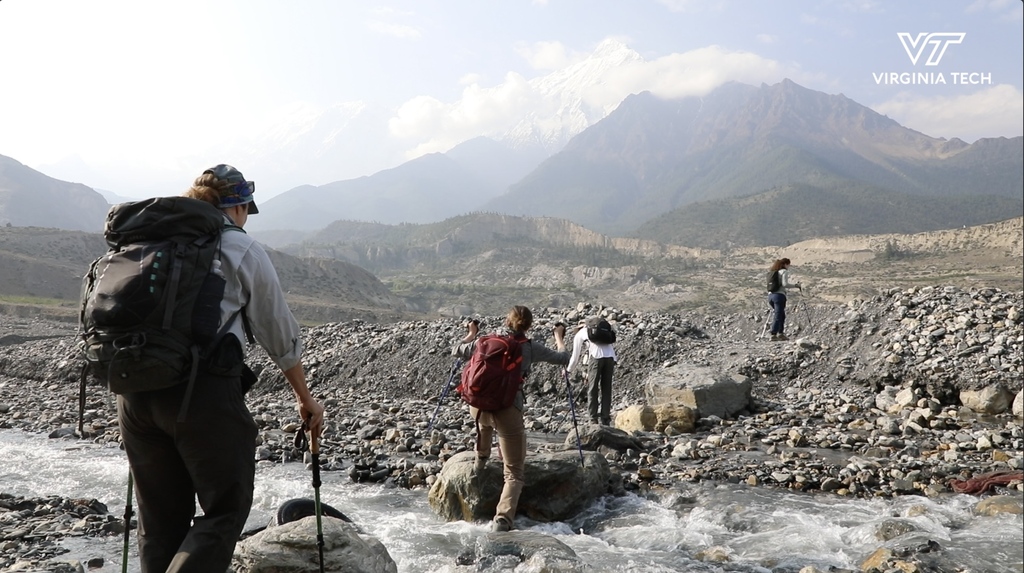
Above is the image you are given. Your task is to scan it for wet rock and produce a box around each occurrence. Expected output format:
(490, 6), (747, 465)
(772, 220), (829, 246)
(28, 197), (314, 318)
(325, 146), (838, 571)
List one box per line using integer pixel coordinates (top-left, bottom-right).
(427, 450), (612, 523)
(232, 515), (397, 573)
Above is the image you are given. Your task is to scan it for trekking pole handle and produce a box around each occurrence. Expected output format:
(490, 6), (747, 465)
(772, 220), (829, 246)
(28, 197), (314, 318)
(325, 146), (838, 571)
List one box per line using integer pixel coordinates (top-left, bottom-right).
(309, 428), (319, 455)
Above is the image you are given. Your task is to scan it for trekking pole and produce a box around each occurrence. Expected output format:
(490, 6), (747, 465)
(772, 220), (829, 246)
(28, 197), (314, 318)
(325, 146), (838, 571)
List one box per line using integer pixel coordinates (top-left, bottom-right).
(759, 306), (773, 340)
(426, 358), (463, 434)
(121, 471), (134, 573)
(562, 369), (585, 468)
(307, 423), (326, 573)
(800, 288), (813, 332)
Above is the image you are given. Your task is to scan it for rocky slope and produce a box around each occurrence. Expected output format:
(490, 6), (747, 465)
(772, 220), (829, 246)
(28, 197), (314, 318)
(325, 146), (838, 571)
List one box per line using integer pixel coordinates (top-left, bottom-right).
(0, 284), (1021, 571)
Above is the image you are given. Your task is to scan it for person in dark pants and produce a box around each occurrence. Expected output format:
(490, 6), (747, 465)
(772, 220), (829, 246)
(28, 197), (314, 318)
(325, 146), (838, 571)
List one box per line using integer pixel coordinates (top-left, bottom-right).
(117, 164), (325, 573)
(568, 319), (617, 425)
(767, 257), (802, 342)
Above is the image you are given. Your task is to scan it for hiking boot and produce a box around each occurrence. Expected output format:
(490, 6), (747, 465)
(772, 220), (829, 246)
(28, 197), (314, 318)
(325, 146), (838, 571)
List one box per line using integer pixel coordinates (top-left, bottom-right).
(490, 517), (512, 532)
(775, 334), (788, 341)
(769, 334), (778, 341)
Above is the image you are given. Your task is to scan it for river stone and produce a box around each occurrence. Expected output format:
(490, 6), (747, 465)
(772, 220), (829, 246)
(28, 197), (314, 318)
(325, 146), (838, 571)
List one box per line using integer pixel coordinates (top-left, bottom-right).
(960, 384), (1013, 414)
(1013, 390), (1023, 418)
(563, 423), (646, 452)
(428, 450), (612, 524)
(642, 364), (751, 419)
(652, 403), (696, 433)
(614, 404), (657, 432)
(974, 495), (1024, 516)
(469, 531), (584, 571)
(231, 515), (397, 573)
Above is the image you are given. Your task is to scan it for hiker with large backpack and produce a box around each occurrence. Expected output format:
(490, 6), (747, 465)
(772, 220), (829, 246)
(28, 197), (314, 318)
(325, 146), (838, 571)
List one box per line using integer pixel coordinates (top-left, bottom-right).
(85, 164), (325, 573)
(450, 305), (569, 533)
(765, 257), (802, 341)
(567, 315), (617, 426)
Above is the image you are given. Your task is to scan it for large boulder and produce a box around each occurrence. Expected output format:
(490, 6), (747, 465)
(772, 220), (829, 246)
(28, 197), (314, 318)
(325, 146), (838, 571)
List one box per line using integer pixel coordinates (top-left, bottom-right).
(232, 515), (397, 573)
(614, 404), (657, 432)
(643, 364), (751, 419)
(960, 383), (1013, 414)
(428, 450), (613, 523)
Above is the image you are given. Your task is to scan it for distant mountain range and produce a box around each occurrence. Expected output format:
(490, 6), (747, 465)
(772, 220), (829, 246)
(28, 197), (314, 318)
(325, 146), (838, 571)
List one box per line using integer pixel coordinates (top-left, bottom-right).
(244, 78), (1024, 242)
(0, 155), (108, 232)
(244, 137), (547, 232)
(2, 77), (1021, 249)
(483, 79), (1023, 237)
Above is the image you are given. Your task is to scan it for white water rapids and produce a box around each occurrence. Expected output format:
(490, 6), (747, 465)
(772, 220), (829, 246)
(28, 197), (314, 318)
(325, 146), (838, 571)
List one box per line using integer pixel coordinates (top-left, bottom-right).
(2, 430), (1021, 572)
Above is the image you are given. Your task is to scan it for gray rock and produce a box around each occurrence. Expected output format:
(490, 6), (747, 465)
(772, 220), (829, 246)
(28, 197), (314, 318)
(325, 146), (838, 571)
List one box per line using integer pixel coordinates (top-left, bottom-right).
(232, 515), (397, 573)
(642, 364), (751, 419)
(427, 450), (612, 523)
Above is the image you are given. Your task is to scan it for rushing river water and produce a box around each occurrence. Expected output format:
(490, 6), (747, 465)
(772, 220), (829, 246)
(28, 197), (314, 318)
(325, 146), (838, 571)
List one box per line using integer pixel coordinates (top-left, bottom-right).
(2, 429), (1021, 572)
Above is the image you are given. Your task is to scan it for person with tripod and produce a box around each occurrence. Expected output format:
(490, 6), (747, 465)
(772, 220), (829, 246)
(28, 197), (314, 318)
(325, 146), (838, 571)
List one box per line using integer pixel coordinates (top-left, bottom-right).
(766, 258), (802, 341)
(451, 306), (568, 532)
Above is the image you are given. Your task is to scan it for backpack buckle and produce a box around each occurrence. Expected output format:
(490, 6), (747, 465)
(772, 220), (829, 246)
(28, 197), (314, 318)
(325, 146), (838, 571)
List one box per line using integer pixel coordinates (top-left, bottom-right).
(112, 333), (147, 354)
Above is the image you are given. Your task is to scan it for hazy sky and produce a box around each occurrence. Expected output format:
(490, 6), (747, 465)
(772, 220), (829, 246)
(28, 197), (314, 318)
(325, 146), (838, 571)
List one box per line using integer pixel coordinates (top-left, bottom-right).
(1, 0), (1021, 198)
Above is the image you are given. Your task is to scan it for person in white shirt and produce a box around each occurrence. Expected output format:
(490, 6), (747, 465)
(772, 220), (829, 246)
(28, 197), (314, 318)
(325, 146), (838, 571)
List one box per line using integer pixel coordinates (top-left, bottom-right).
(567, 319), (617, 425)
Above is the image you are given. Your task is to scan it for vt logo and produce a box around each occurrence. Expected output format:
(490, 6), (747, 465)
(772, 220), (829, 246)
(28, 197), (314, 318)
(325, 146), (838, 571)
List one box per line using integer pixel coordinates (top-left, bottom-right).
(897, 32), (966, 66)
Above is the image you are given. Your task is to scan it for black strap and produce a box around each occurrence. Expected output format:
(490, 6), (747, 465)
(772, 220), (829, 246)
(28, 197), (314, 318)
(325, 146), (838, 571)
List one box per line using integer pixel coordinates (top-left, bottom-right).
(176, 346), (202, 423)
(78, 363), (88, 436)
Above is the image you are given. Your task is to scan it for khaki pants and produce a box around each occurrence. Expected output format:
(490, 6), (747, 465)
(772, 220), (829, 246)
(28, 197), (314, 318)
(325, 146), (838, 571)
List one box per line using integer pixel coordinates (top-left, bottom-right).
(470, 405), (526, 524)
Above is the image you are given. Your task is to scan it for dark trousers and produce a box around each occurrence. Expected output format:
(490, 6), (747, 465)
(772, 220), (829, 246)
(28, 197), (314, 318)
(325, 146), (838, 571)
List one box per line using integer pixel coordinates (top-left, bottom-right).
(117, 369), (258, 573)
(587, 357), (615, 424)
(769, 292), (788, 335)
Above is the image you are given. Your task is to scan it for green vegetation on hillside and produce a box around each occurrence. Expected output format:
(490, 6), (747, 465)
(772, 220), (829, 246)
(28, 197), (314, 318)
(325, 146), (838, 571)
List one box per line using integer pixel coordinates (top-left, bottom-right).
(634, 182), (1024, 248)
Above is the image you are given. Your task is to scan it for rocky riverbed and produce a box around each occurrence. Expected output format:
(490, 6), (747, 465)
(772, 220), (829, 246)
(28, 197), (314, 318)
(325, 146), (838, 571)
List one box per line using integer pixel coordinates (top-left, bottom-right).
(0, 284), (1022, 571)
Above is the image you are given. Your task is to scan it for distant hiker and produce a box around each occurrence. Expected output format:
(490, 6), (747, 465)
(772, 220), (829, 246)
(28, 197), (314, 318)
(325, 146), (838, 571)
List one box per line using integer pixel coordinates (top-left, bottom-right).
(766, 257), (802, 341)
(567, 316), (617, 426)
(451, 305), (569, 532)
(116, 164), (325, 573)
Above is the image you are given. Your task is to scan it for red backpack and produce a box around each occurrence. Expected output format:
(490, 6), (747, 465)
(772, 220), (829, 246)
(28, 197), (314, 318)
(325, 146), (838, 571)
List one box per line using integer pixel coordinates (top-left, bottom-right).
(457, 333), (528, 411)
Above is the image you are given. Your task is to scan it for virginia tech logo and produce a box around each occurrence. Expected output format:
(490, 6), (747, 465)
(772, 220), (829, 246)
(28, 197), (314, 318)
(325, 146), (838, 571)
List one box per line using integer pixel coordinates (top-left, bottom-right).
(897, 32), (966, 66)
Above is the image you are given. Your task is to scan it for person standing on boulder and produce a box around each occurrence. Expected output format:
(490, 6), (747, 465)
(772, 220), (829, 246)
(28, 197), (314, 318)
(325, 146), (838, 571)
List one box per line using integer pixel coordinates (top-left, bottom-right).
(766, 257), (802, 341)
(568, 318), (617, 426)
(451, 305), (569, 532)
(116, 164), (325, 573)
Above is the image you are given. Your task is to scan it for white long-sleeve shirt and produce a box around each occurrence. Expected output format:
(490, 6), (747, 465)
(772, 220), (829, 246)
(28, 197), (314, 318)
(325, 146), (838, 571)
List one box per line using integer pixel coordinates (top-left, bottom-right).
(567, 324), (616, 373)
(776, 268), (801, 296)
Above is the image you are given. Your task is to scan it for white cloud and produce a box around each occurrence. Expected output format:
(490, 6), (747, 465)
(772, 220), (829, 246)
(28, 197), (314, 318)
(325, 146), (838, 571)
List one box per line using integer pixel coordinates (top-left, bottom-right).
(872, 84), (1024, 142)
(756, 34), (779, 44)
(389, 72), (540, 157)
(585, 45), (803, 108)
(387, 42), (809, 161)
(515, 40), (582, 70)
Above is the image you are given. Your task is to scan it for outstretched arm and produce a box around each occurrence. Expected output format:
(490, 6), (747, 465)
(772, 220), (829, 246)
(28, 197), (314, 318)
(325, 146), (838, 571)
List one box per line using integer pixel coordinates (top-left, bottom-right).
(282, 363), (324, 440)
